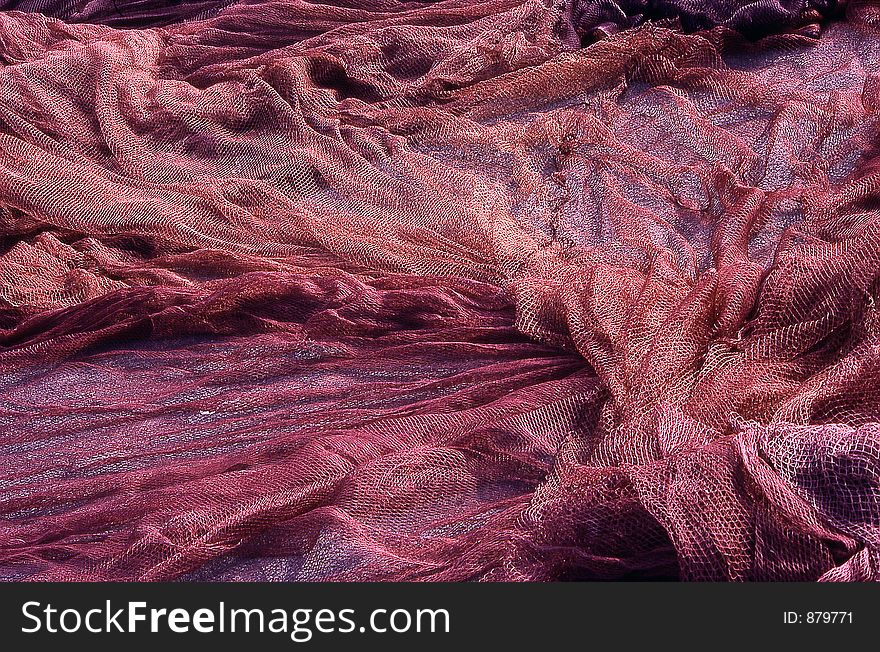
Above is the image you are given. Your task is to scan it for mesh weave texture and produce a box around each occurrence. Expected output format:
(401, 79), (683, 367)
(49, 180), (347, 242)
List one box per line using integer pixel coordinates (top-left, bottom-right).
(1, 0), (879, 581)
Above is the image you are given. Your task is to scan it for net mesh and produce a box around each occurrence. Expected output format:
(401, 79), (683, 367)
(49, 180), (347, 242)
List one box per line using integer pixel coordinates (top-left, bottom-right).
(0, 0), (878, 581)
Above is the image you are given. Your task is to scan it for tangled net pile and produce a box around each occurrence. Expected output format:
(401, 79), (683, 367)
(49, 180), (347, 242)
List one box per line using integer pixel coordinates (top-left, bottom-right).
(1, 0), (879, 582)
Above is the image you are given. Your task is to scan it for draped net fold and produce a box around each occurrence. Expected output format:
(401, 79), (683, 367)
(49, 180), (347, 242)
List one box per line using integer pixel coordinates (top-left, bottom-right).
(0, 0), (879, 581)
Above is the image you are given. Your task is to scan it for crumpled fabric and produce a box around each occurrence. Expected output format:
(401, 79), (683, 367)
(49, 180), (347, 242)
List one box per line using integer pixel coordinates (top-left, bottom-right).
(0, 0), (878, 581)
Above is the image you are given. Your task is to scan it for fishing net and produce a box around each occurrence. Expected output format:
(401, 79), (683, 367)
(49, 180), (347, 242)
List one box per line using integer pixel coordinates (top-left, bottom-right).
(1, 0), (878, 581)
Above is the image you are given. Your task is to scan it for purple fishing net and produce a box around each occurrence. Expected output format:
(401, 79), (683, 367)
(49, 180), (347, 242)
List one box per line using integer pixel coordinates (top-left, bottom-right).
(0, 0), (878, 581)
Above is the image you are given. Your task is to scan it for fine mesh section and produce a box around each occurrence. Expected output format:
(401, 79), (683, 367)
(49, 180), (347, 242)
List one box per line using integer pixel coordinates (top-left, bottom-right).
(0, 0), (878, 581)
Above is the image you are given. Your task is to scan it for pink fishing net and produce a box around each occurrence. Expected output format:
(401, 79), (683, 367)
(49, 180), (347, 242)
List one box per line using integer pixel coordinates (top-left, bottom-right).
(1, 0), (878, 581)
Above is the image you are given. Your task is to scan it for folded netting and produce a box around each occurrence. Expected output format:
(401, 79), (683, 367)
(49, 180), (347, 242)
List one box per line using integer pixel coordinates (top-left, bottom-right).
(0, 0), (878, 581)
